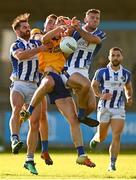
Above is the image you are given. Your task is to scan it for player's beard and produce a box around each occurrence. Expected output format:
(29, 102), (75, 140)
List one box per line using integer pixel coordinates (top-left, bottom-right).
(112, 60), (120, 67)
(20, 30), (30, 40)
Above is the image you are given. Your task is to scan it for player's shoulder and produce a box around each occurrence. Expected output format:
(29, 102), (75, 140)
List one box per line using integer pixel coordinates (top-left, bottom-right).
(122, 67), (131, 74)
(93, 28), (104, 34)
(10, 39), (24, 51)
(97, 67), (108, 73)
(10, 42), (18, 49)
(93, 28), (106, 39)
(122, 67), (131, 75)
(95, 67), (108, 77)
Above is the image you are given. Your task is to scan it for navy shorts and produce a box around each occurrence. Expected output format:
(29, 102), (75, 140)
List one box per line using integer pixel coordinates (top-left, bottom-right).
(48, 72), (71, 104)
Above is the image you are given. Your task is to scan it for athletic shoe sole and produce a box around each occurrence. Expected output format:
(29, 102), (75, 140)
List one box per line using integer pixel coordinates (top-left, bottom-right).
(79, 117), (99, 127)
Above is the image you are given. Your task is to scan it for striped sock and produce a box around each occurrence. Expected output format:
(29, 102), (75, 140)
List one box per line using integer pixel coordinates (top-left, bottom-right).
(26, 153), (34, 162)
(11, 134), (19, 142)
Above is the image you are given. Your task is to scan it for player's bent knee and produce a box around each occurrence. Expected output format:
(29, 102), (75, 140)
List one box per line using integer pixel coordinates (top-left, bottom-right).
(82, 80), (90, 91)
(41, 79), (54, 92)
(13, 106), (22, 114)
(112, 132), (121, 140)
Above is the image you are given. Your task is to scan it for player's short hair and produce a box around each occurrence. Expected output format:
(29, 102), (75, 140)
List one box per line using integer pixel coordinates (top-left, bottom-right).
(44, 14), (57, 28)
(46, 14), (57, 20)
(86, 9), (100, 16)
(110, 47), (123, 54)
(55, 16), (70, 25)
(12, 13), (30, 31)
(58, 16), (70, 20)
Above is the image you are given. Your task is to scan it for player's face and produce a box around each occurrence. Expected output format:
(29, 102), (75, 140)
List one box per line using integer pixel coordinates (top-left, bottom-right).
(18, 22), (31, 39)
(109, 50), (123, 66)
(44, 17), (56, 32)
(84, 13), (100, 29)
(55, 19), (66, 26)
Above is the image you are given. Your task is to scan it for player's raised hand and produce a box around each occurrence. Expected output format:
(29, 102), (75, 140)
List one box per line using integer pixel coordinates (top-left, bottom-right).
(71, 17), (80, 27)
(101, 93), (112, 100)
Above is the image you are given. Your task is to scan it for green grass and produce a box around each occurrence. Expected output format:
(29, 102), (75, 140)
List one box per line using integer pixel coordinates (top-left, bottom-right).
(0, 150), (136, 179)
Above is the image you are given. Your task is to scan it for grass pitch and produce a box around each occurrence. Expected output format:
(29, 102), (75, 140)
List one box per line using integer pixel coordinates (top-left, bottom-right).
(0, 149), (136, 180)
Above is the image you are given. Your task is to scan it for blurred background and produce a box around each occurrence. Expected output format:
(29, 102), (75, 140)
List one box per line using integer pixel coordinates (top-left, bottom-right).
(0, 0), (136, 151)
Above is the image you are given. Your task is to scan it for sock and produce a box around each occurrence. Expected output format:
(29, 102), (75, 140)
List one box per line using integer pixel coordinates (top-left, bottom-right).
(41, 140), (48, 153)
(11, 134), (19, 142)
(27, 105), (35, 115)
(111, 156), (117, 165)
(76, 146), (85, 156)
(26, 153), (34, 162)
(78, 108), (86, 119)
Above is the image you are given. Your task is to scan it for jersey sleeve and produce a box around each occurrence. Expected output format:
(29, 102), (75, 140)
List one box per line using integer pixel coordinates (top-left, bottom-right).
(122, 68), (132, 84)
(10, 41), (25, 58)
(72, 31), (81, 41)
(126, 71), (131, 84)
(30, 39), (42, 46)
(93, 29), (106, 41)
(93, 69), (103, 82)
(97, 31), (106, 41)
(36, 40), (42, 46)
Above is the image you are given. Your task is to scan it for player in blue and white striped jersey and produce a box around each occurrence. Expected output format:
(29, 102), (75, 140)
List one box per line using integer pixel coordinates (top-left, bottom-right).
(90, 47), (133, 171)
(10, 37), (41, 82)
(63, 9), (106, 127)
(67, 18), (105, 69)
(10, 13), (69, 174)
(9, 13), (48, 175)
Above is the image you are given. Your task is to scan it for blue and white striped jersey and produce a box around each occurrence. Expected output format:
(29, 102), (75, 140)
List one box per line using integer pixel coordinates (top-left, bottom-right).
(94, 64), (131, 109)
(66, 28), (106, 69)
(10, 37), (41, 82)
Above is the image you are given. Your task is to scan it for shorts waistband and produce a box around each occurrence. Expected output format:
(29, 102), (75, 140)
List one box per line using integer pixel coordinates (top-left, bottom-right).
(12, 79), (37, 84)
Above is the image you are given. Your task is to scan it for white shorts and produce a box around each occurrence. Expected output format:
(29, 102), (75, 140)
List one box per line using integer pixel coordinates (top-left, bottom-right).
(61, 67), (89, 86)
(97, 107), (126, 123)
(10, 81), (38, 104)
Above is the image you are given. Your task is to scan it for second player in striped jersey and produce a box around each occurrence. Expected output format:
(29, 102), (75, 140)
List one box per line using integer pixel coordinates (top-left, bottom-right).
(63, 9), (106, 126)
(90, 47), (133, 171)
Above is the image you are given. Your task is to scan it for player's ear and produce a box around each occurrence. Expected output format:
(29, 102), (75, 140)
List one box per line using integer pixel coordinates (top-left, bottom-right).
(16, 28), (20, 35)
(84, 17), (87, 24)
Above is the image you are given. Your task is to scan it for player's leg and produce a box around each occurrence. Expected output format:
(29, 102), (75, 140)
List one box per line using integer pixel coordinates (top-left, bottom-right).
(90, 122), (110, 150)
(39, 97), (53, 165)
(30, 75), (54, 107)
(9, 90), (24, 154)
(67, 73), (98, 127)
(67, 72), (91, 111)
(55, 97), (95, 168)
(20, 75), (55, 121)
(86, 84), (96, 115)
(90, 107), (110, 150)
(108, 118), (125, 171)
(24, 104), (41, 175)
